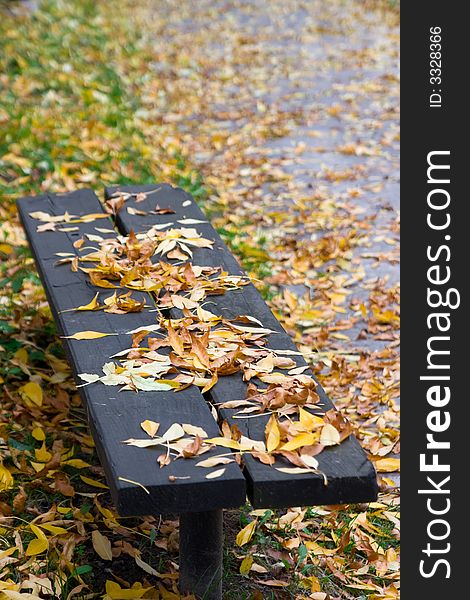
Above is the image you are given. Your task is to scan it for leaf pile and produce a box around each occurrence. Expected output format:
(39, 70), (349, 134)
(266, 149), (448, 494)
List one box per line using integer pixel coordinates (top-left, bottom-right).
(66, 220), (348, 472)
(59, 227), (248, 307)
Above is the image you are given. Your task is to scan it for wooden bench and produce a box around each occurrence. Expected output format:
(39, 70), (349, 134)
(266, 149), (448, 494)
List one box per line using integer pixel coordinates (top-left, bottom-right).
(17, 185), (377, 600)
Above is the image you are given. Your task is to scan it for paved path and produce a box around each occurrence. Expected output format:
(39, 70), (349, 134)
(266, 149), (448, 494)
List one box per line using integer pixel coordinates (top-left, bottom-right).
(140, 0), (400, 482)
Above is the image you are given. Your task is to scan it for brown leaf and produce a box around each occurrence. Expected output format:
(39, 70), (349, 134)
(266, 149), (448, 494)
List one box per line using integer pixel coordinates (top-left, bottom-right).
(153, 205), (176, 214)
(181, 435), (203, 458)
(167, 323), (185, 356)
(53, 472), (75, 497)
(13, 486), (26, 513)
(157, 453), (172, 468)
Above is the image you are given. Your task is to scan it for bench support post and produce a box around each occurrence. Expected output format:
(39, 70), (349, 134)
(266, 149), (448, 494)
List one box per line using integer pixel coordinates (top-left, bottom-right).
(179, 509), (223, 600)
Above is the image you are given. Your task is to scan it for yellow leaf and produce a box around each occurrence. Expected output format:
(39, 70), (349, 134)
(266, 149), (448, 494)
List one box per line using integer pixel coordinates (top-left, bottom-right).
(299, 407), (324, 431)
(30, 524), (47, 541)
(73, 213), (110, 223)
(26, 525), (48, 556)
(95, 499), (116, 522)
(103, 291), (117, 306)
(196, 305), (219, 322)
(25, 537), (48, 556)
(92, 530), (113, 561)
(265, 414), (281, 452)
(319, 424), (341, 446)
(305, 541), (338, 556)
(375, 457), (400, 473)
(80, 475), (109, 489)
(75, 292), (100, 311)
(19, 381), (43, 407)
(14, 347), (28, 364)
(39, 524), (68, 535)
(140, 420), (160, 438)
(280, 433), (317, 451)
(61, 459), (91, 469)
(35, 442), (52, 463)
(63, 330), (117, 340)
(30, 462), (47, 472)
(0, 547), (17, 559)
(240, 554), (253, 575)
(301, 575), (321, 593)
(205, 437), (241, 451)
(104, 581), (150, 600)
(201, 371), (218, 394)
(32, 427), (45, 441)
(0, 463), (14, 492)
(236, 520), (257, 546)
(254, 353), (275, 373)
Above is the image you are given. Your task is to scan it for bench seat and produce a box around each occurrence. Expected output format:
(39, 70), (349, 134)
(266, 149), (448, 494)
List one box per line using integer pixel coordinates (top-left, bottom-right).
(17, 185), (378, 599)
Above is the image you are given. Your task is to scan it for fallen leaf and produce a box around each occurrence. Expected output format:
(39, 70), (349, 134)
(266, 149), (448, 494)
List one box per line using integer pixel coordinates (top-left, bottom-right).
(265, 414), (281, 452)
(375, 457), (400, 472)
(181, 424), (208, 438)
(19, 381), (43, 407)
(25, 524), (48, 556)
(63, 330), (117, 340)
(196, 456), (234, 468)
(92, 530), (113, 561)
(104, 580), (151, 600)
(204, 437), (241, 450)
(254, 579), (289, 587)
(134, 554), (162, 577)
(161, 423), (185, 442)
(320, 423), (341, 446)
(236, 520), (257, 546)
(205, 468), (226, 479)
(0, 463), (14, 492)
(75, 292), (100, 311)
(140, 420), (160, 437)
(79, 475), (109, 489)
(276, 467), (315, 475)
(240, 554), (253, 576)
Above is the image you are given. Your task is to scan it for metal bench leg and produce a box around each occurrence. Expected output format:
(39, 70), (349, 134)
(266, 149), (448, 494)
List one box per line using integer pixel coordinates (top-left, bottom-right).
(179, 509), (223, 600)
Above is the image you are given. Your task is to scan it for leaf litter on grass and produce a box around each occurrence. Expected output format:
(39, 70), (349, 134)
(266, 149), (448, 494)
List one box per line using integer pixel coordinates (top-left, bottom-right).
(0, 0), (399, 597)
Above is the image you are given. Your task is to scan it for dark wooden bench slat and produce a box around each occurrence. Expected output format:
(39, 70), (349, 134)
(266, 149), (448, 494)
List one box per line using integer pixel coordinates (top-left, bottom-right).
(17, 189), (246, 516)
(106, 184), (378, 508)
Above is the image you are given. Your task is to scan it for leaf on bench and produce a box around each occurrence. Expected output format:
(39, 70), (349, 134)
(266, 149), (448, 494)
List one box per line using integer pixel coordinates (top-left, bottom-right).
(62, 330), (118, 340)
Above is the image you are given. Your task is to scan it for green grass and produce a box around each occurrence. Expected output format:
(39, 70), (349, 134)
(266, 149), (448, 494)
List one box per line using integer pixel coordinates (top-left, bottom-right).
(0, 0), (208, 203)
